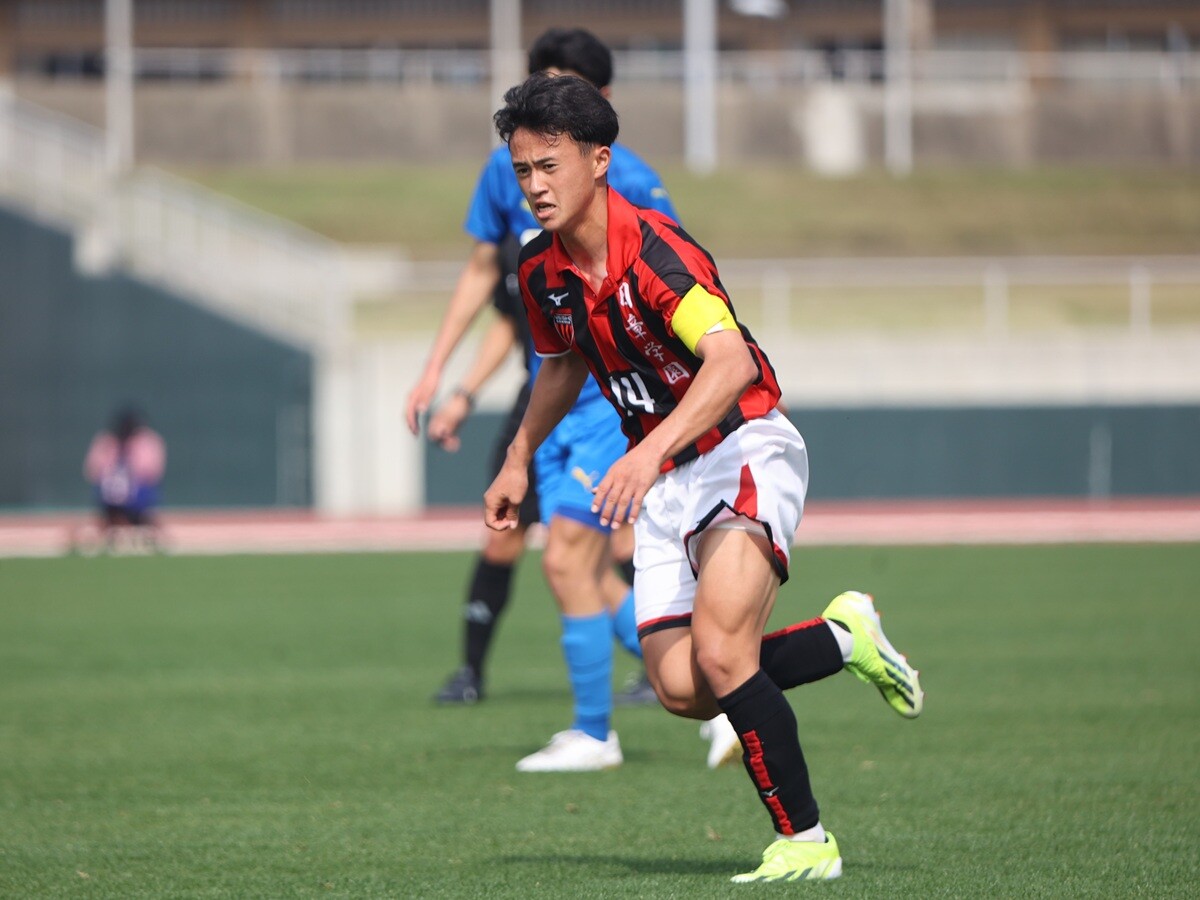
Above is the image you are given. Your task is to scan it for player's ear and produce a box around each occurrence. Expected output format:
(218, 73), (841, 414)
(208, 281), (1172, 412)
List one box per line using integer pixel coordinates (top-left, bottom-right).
(594, 144), (611, 181)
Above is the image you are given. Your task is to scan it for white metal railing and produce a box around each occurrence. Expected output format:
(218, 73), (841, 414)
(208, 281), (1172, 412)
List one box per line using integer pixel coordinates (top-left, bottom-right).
(116, 167), (347, 348)
(0, 93), (107, 224)
(113, 47), (1200, 88)
(0, 94), (349, 351)
(397, 254), (1200, 338)
(718, 256), (1200, 338)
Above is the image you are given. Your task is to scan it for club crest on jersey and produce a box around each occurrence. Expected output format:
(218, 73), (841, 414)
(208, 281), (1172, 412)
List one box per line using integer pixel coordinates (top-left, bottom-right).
(552, 310), (575, 345)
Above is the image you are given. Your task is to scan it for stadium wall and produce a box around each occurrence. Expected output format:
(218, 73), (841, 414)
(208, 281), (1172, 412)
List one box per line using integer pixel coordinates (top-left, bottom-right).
(14, 81), (1199, 167)
(0, 205), (314, 510)
(426, 404), (1200, 506)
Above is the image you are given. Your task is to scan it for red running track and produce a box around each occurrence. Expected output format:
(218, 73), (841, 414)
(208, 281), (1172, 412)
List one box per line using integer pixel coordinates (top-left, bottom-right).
(2, 498), (1198, 558)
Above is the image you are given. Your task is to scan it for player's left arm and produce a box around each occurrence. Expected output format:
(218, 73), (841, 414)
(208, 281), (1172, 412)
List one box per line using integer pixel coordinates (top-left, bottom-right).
(591, 287), (755, 528)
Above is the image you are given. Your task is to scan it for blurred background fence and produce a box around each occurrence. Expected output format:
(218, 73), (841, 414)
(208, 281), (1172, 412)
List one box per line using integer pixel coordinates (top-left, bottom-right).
(395, 254), (1200, 339)
(29, 45), (1200, 87)
(13, 46), (1200, 168)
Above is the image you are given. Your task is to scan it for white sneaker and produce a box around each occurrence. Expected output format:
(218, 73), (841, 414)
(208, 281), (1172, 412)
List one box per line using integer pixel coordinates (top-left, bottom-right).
(515, 729), (623, 772)
(699, 714), (741, 769)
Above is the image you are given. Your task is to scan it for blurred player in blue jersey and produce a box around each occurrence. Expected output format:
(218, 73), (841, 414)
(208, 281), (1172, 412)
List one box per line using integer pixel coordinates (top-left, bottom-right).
(408, 29), (738, 771)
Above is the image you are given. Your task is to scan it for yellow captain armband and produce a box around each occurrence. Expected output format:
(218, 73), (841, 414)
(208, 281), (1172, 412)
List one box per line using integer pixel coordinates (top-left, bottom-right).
(672, 284), (737, 354)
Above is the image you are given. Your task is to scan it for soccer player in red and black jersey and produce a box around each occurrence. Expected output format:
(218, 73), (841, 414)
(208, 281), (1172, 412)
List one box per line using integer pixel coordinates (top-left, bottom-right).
(484, 73), (924, 884)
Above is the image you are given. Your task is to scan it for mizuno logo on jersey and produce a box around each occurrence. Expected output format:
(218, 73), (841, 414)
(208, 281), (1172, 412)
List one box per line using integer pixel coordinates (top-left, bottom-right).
(548, 291), (569, 307)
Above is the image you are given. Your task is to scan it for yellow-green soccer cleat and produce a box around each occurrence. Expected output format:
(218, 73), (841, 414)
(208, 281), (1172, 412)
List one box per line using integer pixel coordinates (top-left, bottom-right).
(731, 834), (842, 883)
(823, 590), (924, 718)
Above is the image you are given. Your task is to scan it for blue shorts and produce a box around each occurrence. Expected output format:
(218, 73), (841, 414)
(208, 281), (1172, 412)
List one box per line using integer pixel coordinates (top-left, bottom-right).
(534, 398), (627, 531)
(95, 484), (159, 525)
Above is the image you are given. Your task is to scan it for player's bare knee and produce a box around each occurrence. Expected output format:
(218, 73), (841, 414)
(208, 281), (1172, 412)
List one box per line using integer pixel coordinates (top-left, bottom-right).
(692, 640), (747, 697)
(655, 685), (707, 719)
(646, 667), (706, 719)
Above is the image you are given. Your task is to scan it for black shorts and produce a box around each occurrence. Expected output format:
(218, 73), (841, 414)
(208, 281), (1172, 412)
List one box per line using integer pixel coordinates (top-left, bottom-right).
(489, 382), (540, 527)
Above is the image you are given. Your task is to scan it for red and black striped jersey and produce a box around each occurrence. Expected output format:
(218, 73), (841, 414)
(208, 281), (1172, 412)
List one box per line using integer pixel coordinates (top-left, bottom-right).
(518, 187), (781, 472)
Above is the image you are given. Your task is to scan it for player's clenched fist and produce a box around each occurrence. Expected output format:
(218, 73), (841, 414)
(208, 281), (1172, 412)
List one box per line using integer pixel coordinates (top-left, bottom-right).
(484, 462), (528, 531)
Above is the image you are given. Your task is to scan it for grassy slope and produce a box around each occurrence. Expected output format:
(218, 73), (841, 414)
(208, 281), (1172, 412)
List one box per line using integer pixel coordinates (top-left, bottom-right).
(178, 164), (1200, 260)
(2, 546), (1198, 898)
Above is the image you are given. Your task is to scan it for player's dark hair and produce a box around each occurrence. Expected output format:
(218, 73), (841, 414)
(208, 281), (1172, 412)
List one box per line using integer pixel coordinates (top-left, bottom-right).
(527, 28), (613, 89)
(494, 73), (619, 149)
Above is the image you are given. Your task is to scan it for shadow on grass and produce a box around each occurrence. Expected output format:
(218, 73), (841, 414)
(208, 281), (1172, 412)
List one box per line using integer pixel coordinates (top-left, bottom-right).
(499, 853), (741, 877)
(423, 686), (571, 706)
(486, 687), (574, 703)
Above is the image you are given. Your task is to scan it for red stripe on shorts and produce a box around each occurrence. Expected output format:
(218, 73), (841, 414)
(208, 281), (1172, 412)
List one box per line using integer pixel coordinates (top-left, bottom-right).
(734, 463), (758, 519)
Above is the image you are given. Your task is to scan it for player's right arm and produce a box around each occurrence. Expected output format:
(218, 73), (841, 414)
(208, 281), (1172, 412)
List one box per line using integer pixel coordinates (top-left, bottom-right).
(484, 352), (589, 530)
(405, 240), (501, 434)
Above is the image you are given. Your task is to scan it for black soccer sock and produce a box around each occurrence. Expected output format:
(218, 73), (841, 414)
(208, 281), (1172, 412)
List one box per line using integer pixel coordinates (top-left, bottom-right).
(617, 558), (636, 586)
(718, 669), (820, 835)
(463, 558), (515, 678)
(759, 617), (844, 690)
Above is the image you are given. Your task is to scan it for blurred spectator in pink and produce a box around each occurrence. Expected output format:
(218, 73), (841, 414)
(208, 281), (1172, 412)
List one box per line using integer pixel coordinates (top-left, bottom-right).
(83, 408), (166, 549)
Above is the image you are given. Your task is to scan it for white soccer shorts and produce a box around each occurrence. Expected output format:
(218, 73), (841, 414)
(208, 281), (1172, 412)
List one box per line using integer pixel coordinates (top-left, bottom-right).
(632, 409), (809, 638)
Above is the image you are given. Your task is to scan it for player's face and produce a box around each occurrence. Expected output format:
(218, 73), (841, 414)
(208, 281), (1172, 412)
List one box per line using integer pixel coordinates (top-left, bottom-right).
(509, 127), (610, 235)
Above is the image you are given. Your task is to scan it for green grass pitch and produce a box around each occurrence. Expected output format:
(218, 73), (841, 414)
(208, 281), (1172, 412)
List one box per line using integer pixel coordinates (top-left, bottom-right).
(2, 545), (1198, 898)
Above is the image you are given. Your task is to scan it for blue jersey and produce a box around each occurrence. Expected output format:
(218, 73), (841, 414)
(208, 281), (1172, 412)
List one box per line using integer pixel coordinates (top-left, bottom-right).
(464, 142), (679, 408)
